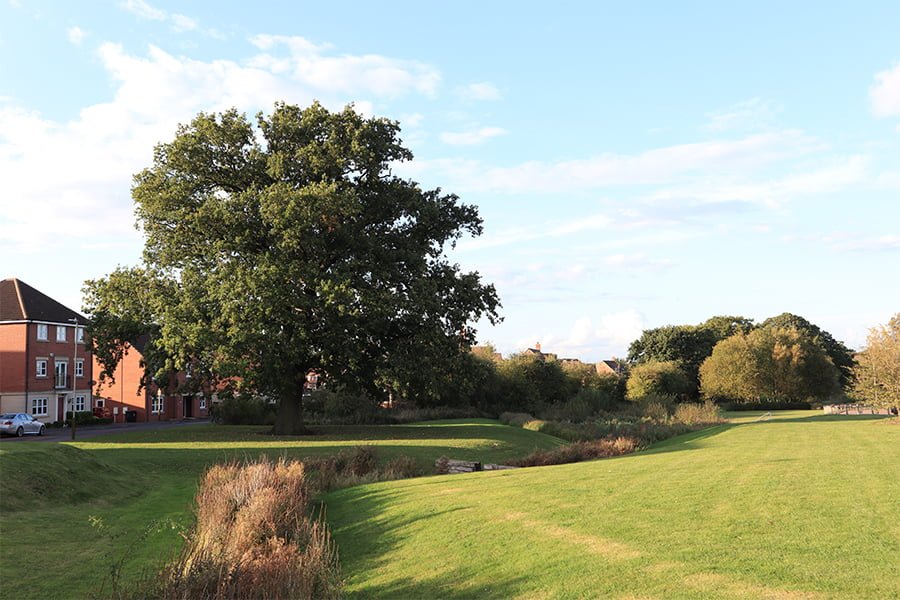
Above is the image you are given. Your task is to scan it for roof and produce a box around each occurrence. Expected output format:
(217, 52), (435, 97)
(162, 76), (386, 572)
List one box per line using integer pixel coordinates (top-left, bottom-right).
(0, 278), (87, 324)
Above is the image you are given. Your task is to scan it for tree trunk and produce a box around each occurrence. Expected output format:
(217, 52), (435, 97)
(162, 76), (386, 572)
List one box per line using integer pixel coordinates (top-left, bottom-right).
(273, 386), (309, 435)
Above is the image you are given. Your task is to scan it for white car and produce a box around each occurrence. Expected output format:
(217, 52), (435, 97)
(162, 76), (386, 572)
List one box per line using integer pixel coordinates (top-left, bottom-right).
(0, 413), (45, 437)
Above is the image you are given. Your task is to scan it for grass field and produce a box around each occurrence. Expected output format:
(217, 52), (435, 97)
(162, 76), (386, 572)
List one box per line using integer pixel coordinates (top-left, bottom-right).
(0, 420), (562, 599)
(325, 412), (900, 599)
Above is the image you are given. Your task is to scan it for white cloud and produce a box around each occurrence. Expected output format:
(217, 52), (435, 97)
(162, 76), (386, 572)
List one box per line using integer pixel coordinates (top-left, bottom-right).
(248, 34), (440, 98)
(440, 126), (506, 146)
(414, 130), (821, 194)
(119, 0), (221, 37)
(0, 38), (445, 257)
(459, 82), (501, 101)
(870, 62), (900, 117)
(120, 0), (165, 21)
(517, 309), (644, 360)
(67, 26), (87, 45)
(706, 97), (780, 132)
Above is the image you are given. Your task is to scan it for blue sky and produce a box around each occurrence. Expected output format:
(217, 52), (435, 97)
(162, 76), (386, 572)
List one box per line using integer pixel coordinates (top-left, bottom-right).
(2, 0), (898, 361)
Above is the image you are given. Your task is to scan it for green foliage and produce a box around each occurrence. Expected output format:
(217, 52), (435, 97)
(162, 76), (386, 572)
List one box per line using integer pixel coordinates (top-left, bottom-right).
(852, 313), (900, 410)
(83, 102), (500, 435)
(760, 312), (856, 389)
(700, 326), (840, 403)
(627, 325), (719, 396)
(209, 395), (277, 425)
(625, 360), (692, 401)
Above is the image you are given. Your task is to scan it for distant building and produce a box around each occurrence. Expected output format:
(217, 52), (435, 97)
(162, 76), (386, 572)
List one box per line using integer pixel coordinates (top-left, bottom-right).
(596, 359), (627, 376)
(92, 335), (210, 423)
(0, 278), (94, 423)
(523, 342), (557, 362)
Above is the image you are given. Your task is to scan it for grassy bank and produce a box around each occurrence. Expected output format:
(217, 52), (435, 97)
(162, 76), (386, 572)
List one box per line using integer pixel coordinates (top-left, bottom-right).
(0, 419), (562, 599)
(325, 412), (900, 599)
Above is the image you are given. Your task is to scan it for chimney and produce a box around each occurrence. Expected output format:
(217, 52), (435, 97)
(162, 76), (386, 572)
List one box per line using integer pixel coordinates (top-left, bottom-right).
(535, 341), (541, 351)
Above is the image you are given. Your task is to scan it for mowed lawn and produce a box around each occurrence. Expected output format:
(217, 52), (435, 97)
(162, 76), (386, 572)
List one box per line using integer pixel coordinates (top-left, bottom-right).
(0, 419), (562, 599)
(326, 413), (900, 599)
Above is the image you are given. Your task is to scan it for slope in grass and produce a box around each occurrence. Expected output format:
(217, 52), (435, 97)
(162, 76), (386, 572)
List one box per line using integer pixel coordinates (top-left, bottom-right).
(325, 413), (900, 599)
(0, 419), (561, 599)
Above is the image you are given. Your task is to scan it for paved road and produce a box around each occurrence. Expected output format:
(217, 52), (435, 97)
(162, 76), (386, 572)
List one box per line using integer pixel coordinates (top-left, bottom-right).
(0, 418), (212, 442)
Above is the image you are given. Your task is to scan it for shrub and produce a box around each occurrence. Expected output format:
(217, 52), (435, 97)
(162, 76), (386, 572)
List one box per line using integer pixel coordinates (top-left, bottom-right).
(673, 400), (722, 425)
(510, 436), (640, 468)
(157, 458), (340, 600)
(499, 412), (536, 427)
(626, 361), (692, 402)
(209, 395), (276, 425)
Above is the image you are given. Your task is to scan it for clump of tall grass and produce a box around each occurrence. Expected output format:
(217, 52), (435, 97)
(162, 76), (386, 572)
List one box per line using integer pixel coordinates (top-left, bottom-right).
(157, 458), (341, 600)
(303, 446), (423, 491)
(509, 436), (640, 467)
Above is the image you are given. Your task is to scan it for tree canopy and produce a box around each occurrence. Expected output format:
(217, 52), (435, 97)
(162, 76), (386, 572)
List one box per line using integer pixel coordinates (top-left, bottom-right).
(699, 326), (840, 403)
(759, 313), (855, 389)
(84, 102), (500, 433)
(852, 313), (900, 411)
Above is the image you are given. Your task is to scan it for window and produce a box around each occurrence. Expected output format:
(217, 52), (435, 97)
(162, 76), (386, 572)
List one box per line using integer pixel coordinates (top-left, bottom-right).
(95, 398), (105, 408)
(56, 326), (67, 342)
(31, 397), (48, 416)
(199, 398), (207, 410)
(152, 392), (164, 414)
(37, 324), (48, 340)
(73, 395), (86, 412)
(36, 359), (48, 377)
(75, 359), (84, 378)
(76, 327), (85, 343)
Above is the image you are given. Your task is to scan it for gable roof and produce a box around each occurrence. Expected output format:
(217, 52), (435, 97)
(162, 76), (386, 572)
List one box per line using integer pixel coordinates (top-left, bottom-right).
(0, 278), (87, 324)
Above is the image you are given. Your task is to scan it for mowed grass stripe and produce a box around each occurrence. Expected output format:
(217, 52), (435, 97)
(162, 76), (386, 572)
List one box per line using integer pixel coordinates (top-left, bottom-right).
(325, 414), (900, 599)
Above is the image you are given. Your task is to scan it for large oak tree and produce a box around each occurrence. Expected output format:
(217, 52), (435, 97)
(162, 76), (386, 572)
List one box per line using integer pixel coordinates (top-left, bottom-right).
(85, 102), (500, 434)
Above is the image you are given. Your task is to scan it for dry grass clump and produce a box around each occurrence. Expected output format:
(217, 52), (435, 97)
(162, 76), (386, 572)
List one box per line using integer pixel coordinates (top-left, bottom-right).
(304, 446), (423, 491)
(509, 436), (640, 468)
(672, 400), (723, 425)
(158, 458), (341, 600)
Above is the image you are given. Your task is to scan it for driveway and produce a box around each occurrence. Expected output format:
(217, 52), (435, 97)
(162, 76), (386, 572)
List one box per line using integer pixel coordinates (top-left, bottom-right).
(0, 418), (212, 442)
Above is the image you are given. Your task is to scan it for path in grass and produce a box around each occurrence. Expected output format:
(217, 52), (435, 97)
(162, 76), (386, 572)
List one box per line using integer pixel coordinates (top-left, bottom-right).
(325, 412), (900, 599)
(0, 419), (562, 599)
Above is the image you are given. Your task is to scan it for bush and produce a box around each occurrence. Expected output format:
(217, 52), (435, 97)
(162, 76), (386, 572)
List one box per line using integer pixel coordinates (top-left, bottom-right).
(626, 361), (692, 402)
(64, 411), (113, 426)
(209, 395), (276, 425)
(510, 436), (640, 468)
(157, 458), (341, 600)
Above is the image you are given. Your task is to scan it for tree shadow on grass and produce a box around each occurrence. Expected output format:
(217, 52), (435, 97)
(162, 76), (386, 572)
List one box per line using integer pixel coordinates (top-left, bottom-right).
(324, 486), (535, 599)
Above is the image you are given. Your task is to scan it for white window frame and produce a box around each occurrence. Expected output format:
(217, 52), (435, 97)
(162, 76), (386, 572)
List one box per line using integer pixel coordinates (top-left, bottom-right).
(152, 393), (164, 414)
(37, 324), (49, 340)
(31, 397), (48, 416)
(75, 359), (84, 378)
(73, 395), (86, 412)
(76, 326), (85, 343)
(56, 325), (67, 342)
(199, 397), (207, 410)
(36, 359), (48, 377)
(95, 398), (105, 408)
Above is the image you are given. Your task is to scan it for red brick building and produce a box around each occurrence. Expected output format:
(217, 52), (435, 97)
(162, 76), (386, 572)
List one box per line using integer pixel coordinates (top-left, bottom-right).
(93, 335), (210, 423)
(0, 278), (94, 423)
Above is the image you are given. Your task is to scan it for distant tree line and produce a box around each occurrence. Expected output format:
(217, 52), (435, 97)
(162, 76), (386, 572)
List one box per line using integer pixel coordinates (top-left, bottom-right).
(625, 313), (855, 406)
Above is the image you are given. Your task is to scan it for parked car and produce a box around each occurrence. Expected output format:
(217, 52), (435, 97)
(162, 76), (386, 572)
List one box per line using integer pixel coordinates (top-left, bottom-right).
(0, 413), (45, 437)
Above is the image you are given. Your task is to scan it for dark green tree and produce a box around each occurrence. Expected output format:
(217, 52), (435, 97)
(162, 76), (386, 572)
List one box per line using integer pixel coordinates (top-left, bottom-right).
(84, 102), (500, 434)
(760, 313), (855, 389)
(627, 325), (718, 397)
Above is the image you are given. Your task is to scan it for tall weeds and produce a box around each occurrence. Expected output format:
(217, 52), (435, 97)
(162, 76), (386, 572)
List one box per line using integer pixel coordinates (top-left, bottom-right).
(158, 458), (341, 600)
